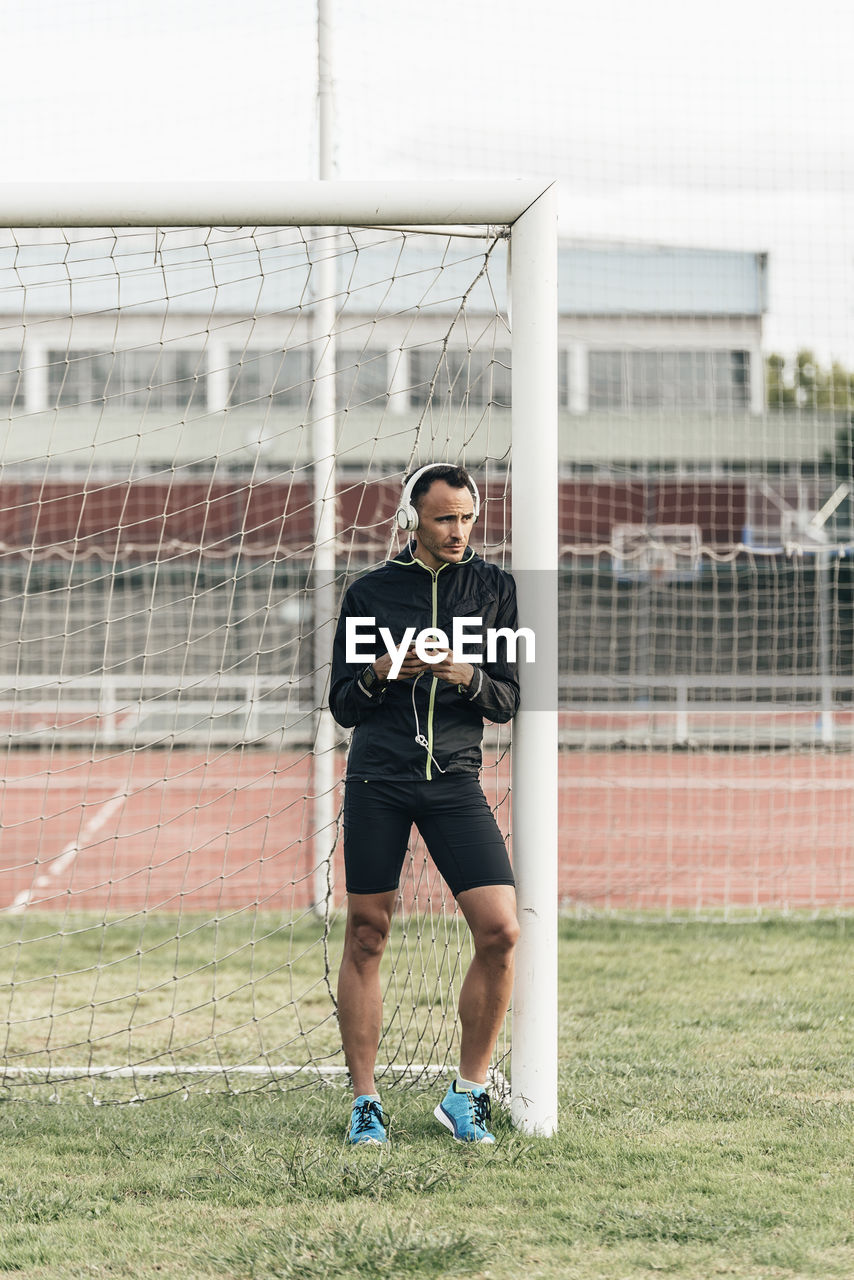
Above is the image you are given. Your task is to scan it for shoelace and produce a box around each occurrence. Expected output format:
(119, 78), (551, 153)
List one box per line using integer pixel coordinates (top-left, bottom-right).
(468, 1089), (492, 1134)
(351, 1098), (384, 1136)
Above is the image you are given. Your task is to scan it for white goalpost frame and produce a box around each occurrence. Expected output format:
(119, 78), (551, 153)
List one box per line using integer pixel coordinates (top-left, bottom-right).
(0, 181), (559, 1137)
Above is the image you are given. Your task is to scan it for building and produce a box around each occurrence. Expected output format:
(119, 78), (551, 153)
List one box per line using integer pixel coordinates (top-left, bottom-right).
(0, 230), (770, 477)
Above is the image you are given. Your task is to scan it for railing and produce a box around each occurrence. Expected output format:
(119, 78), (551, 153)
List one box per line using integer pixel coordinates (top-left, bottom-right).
(1, 672), (851, 750)
(0, 674), (315, 749)
(560, 675), (854, 748)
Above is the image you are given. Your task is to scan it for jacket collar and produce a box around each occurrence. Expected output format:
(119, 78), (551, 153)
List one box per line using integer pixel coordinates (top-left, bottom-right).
(389, 542), (477, 570)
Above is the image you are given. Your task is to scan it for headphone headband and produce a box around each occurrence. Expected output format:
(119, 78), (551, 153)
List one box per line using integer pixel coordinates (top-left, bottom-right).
(395, 463), (481, 533)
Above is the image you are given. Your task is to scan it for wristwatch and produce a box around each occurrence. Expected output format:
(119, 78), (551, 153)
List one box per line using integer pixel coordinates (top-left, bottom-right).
(360, 664), (384, 693)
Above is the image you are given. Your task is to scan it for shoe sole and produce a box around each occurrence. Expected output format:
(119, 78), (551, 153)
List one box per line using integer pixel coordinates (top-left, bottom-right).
(433, 1102), (495, 1144)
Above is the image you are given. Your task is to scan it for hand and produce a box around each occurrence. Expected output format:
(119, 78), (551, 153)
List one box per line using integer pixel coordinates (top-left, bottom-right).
(401, 643), (474, 686)
(430, 658), (475, 687)
(371, 650), (430, 681)
(373, 648), (474, 685)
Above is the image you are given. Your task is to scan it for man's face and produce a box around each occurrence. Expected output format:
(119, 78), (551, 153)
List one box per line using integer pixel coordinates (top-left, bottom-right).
(412, 479), (476, 570)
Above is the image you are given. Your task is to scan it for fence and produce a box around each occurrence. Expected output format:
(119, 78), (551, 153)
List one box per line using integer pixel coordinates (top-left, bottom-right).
(1, 551), (852, 749)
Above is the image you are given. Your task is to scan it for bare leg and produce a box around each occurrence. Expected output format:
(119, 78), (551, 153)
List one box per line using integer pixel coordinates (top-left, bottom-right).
(337, 891), (397, 1098)
(455, 884), (520, 1084)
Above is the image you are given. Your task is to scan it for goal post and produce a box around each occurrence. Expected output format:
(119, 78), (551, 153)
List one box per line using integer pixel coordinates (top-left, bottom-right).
(0, 182), (559, 1136)
(506, 190), (559, 1137)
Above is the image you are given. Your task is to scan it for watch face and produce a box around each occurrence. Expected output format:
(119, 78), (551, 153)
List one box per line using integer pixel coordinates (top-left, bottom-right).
(362, 665), (377, 690)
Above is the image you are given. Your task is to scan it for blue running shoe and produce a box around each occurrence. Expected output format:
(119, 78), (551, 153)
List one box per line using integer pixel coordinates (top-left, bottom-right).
(347, 1095), (388, 1145)
(434, 1081), (496, 1143)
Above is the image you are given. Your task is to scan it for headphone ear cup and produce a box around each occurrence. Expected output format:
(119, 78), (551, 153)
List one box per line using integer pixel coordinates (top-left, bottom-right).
(396, 505), (419, 532)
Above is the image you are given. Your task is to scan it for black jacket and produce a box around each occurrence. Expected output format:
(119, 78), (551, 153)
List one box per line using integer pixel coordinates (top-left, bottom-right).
(329, 544), (520, 780)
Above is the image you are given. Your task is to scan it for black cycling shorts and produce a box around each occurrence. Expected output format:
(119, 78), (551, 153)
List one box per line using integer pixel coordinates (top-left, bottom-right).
(342, 774), (514, 898)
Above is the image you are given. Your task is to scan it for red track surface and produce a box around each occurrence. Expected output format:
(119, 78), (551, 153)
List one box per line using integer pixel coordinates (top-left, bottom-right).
(562, 752), (854, 910)
(1, 749), (853, 913)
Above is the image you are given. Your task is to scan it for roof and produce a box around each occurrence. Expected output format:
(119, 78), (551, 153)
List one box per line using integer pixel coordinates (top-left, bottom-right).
(557, 245), (767, 316)
(0, 229), (767, 320)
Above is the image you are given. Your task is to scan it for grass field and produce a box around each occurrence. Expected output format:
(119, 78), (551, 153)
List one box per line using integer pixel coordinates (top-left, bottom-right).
(3, 917), (854, 1279)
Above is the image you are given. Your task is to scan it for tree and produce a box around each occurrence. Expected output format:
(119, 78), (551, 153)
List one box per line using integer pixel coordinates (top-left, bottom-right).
(766, 349), (854, 413)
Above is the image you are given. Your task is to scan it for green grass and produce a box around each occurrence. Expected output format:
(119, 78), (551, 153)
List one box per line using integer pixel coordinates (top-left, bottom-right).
(3, 917), (854, 1277)
(0, 911), (471, 1082)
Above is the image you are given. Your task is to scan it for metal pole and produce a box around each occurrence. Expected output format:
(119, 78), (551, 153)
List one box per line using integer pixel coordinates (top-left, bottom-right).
(310, 246), (338, 915)
(310, 0), (338, 914)
(509, 185), (559, 1137)
(817, 548), (835, 746)
(317, 0), (334, 182)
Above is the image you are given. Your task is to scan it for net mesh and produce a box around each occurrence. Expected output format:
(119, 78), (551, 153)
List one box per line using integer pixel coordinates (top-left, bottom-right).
(559, 473), (854, 912)
(4, 210), (854, 1098)
(0, 223), (513, 1098)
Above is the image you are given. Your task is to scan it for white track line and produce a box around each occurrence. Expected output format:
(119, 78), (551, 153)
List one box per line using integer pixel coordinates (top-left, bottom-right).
(570, 777), (854, 792)
(5, 794), (126, 913)
(3, 774), (850, 793)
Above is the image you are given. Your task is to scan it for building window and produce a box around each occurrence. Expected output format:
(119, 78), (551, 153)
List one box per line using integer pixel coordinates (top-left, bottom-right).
(227, 349), (311, 410)
(712, 350), (750, 409)
(588, 350), (751, 410)
(409, 347), (511, 409)
(588, 351), (623, 409)
(558, 349), (571, 409)
(336, 349), (388, 407)
(48, 349), (202, 411)
(0, 353), (23, 411)
(49, 351), (113, 408)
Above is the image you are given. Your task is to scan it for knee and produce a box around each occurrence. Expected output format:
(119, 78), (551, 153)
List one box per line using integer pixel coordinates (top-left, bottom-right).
(474, 914), (520, 962)
(346, 917), (390, 964)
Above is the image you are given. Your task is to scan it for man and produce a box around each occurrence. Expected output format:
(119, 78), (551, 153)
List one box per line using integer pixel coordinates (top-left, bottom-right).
(329, 462), (521, 1145)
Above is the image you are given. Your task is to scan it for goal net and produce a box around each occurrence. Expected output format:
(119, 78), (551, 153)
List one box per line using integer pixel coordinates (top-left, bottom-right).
(561, 411), (854, 915)
(0, 187), (558, 1130)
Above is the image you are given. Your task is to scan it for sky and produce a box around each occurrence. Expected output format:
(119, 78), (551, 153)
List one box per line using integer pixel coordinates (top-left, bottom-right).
(2, 0), (853, 362)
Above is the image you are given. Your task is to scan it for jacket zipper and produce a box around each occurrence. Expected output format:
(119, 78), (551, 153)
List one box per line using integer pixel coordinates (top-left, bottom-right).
(425, 562), (447, 780)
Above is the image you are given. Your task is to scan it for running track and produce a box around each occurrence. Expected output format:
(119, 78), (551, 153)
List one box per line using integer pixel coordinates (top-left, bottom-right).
(1, 749), (853, 913)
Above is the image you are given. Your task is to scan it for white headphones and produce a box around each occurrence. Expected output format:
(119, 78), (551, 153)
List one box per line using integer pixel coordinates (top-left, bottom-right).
(395, 463), (481, 533)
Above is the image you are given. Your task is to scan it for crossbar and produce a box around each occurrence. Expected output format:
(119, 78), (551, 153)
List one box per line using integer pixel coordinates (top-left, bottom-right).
(0, 181), (550, 228)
